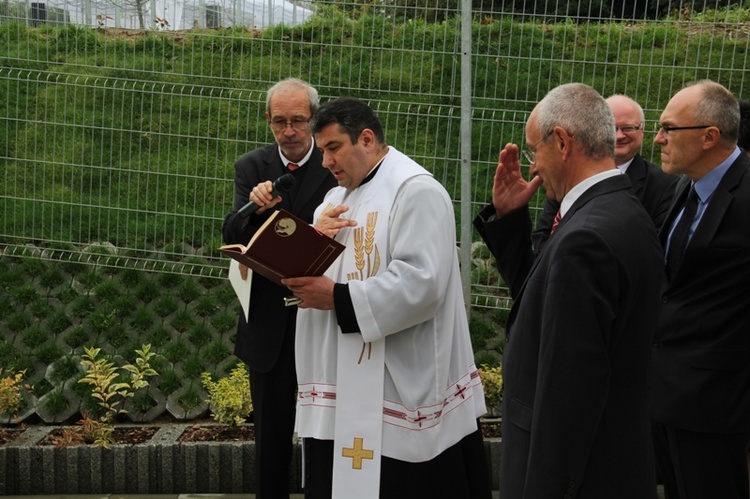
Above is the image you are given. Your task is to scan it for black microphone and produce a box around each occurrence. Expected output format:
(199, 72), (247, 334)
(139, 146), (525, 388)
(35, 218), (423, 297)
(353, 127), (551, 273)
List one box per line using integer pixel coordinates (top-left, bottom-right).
(238, 173), (296, 218)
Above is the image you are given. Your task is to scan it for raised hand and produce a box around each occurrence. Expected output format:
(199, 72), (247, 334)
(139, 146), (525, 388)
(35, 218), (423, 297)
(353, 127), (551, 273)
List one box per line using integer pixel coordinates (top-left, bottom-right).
(491, 143), (543, 218)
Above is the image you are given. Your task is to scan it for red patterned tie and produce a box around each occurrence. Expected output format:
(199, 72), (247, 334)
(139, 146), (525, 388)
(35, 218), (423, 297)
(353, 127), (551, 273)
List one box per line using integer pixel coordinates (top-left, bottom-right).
(288, 162), (299, 171)
(550, 210), (562, 234)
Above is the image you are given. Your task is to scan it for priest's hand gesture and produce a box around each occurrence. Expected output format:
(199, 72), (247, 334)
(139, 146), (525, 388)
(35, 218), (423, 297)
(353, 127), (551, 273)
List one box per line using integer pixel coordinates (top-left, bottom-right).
(491, 143), (543, 218)
(315, 204), (357, 238)
(282, 276), (335, 310)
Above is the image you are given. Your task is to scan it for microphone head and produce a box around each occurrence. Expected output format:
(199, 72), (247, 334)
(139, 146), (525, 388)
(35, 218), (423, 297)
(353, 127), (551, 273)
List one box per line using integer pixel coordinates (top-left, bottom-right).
(276, 173), (296, 192)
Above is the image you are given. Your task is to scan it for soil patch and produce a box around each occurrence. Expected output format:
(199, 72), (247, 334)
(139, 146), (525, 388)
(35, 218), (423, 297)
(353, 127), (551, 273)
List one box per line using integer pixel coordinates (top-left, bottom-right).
(0, 428), (24, 446)
(179, 424), (255, 442)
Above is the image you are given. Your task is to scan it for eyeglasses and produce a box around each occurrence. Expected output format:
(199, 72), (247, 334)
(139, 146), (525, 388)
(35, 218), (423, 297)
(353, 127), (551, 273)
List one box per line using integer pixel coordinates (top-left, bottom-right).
(522, 131), (554, 165)
(657, 124), (713, 139)
(616, 124), (643, 134)
(268, 117), (311, 132)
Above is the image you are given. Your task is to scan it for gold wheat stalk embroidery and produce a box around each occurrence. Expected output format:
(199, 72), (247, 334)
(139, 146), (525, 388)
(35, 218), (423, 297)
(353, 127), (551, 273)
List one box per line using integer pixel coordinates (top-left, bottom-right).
(365, 212), (377, 277)
(353, 227), (365, 281)
(350, 212), (380, 364)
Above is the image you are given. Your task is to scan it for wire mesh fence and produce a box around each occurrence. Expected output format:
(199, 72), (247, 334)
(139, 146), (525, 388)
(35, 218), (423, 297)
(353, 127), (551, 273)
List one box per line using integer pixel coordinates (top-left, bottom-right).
(2, 0), (750, 314)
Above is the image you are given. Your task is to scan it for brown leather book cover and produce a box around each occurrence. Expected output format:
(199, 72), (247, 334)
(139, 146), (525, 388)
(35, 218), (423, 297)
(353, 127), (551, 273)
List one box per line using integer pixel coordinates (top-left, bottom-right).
(219, 209), (345, 286)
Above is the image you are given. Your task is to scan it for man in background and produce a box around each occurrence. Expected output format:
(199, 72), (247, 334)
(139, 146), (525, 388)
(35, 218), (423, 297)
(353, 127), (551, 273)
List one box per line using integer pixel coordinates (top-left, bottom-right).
(533, 94), (678, 250)
(474, 83), (663, 498)
(650, 80), (750, 499)
(284, 97), (490, 499)
(222, 78), (337, 498)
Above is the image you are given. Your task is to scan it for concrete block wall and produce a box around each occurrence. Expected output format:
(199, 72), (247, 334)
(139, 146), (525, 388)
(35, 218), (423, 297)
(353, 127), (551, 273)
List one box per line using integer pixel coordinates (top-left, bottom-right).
(0, 424), (500, 495)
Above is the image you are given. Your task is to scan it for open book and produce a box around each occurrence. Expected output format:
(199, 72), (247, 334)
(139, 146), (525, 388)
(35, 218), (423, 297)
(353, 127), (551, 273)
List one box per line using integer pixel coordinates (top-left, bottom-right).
(219, 209), (345, 286)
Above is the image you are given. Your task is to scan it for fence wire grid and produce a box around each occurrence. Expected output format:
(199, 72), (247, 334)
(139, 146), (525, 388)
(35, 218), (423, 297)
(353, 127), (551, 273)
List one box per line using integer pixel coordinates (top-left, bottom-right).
(2, 0), (750, 313)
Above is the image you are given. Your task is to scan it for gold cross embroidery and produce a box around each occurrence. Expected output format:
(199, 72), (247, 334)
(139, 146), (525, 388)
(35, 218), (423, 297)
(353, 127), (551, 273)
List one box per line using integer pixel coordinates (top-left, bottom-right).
(341, 437), (374, 470)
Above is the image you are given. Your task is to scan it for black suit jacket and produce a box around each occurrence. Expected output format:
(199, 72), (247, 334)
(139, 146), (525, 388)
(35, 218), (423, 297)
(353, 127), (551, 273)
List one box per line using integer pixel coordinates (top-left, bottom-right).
(222, 143), (337, 372)
(533, 154), (678, 251)
(650, 152), (750, 433)
(475, 174), (662, 499)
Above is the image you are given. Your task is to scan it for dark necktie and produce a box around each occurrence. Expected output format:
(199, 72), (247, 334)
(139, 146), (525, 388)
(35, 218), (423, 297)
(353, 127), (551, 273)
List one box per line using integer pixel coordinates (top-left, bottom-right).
(288, 162), (299, 171)
(666, 186), (699, 278)
(550, 210), (562, 234)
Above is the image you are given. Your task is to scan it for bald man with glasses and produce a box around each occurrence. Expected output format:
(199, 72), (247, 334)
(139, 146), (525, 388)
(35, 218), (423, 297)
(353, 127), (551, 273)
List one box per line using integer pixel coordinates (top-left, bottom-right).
(533, 94), (678, 252)
(650, 80), (750, 499)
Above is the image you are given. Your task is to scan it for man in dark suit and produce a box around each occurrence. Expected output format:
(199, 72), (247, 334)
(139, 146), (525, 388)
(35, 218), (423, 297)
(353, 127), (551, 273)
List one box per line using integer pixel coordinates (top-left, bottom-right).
(474, 83), (663, 498)
(533, 94), (678, 251)
(650, 80), (750, 499)
(222, 78), (337, 498)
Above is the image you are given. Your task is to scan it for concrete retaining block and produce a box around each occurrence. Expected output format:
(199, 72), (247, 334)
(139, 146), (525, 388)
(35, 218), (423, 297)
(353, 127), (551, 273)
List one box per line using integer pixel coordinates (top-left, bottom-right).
(0, 425), (501, 495)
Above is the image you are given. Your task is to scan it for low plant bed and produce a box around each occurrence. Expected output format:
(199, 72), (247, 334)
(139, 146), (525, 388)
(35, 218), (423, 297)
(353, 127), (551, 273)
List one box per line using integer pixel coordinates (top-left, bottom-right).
(1, 416), (498, 448)
(38, 425), (159, 446)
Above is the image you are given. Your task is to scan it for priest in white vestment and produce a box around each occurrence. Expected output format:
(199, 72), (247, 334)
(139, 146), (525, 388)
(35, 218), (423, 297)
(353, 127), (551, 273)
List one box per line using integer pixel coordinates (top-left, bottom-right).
(282, 97), (491, 499)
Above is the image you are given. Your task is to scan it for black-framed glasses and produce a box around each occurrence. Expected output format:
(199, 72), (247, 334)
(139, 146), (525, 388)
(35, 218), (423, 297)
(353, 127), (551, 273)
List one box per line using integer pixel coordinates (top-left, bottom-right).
(616, 124), (643, 134)
(268, 117), (311, 132)
(522, 131), (554, 165)
(657, 124), (713, 139)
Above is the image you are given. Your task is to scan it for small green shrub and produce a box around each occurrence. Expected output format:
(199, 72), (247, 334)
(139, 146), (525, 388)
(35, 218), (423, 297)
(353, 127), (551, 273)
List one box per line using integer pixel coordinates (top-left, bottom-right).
(56, 286), (80, 304)
(34, 378), (53, 398)
(146, 324), (172, 348)
(182, 353), (206, 379)
(135, 277), (159, 303)
(105, 324), (129, 349)
(64, 325), (90, 349)
(177, 279), (201, 304)
(12, 283), (40, 305)
(22, 324), (48, 349)
(478, 364), (503, 416)
(78, 269), (104, 288)
(34, 342), (64, 365)
(158, 368), (181, 394)
(130, 390), (158, 412)
(112, 295), (136, 319)
(93, 280), (120, 302)
(87, 309), (116, 334)
(6, 310), (32, 333)
(40, 267), (65, 290)
(187, 322), (212, 348)
(71, 295), (96, 318)
(0, 369), (30, 420)
(178, 383), (204, 411)
(153, 294), (179, 318)
(48, 355), (81, 384)
(203, 339), (232, 365)
(193, 294), (218, 317)
(47, 310), (72, 334)
(42, 388), (69, 416)
(211, 310), (237, 334)
(163, 337), (191, 363)
(130, 305), (155, 332)
(120, 268), (143, 288)
(201, 362), (252, 426)
(157, 272), (182, 288)
(30, 300), (53, 319)
(170, 309), (194, 333)
(75, 344), (158, 448)
(0, 340), (22, 369)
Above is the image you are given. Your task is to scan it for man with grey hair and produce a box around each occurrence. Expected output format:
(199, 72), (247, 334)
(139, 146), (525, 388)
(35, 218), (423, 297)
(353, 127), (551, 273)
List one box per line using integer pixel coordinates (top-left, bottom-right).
(474, 83), (663, 498)
(533, 94), (678, 251)
(651, 79), (750, 499)
(222, 78), (337, 498)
